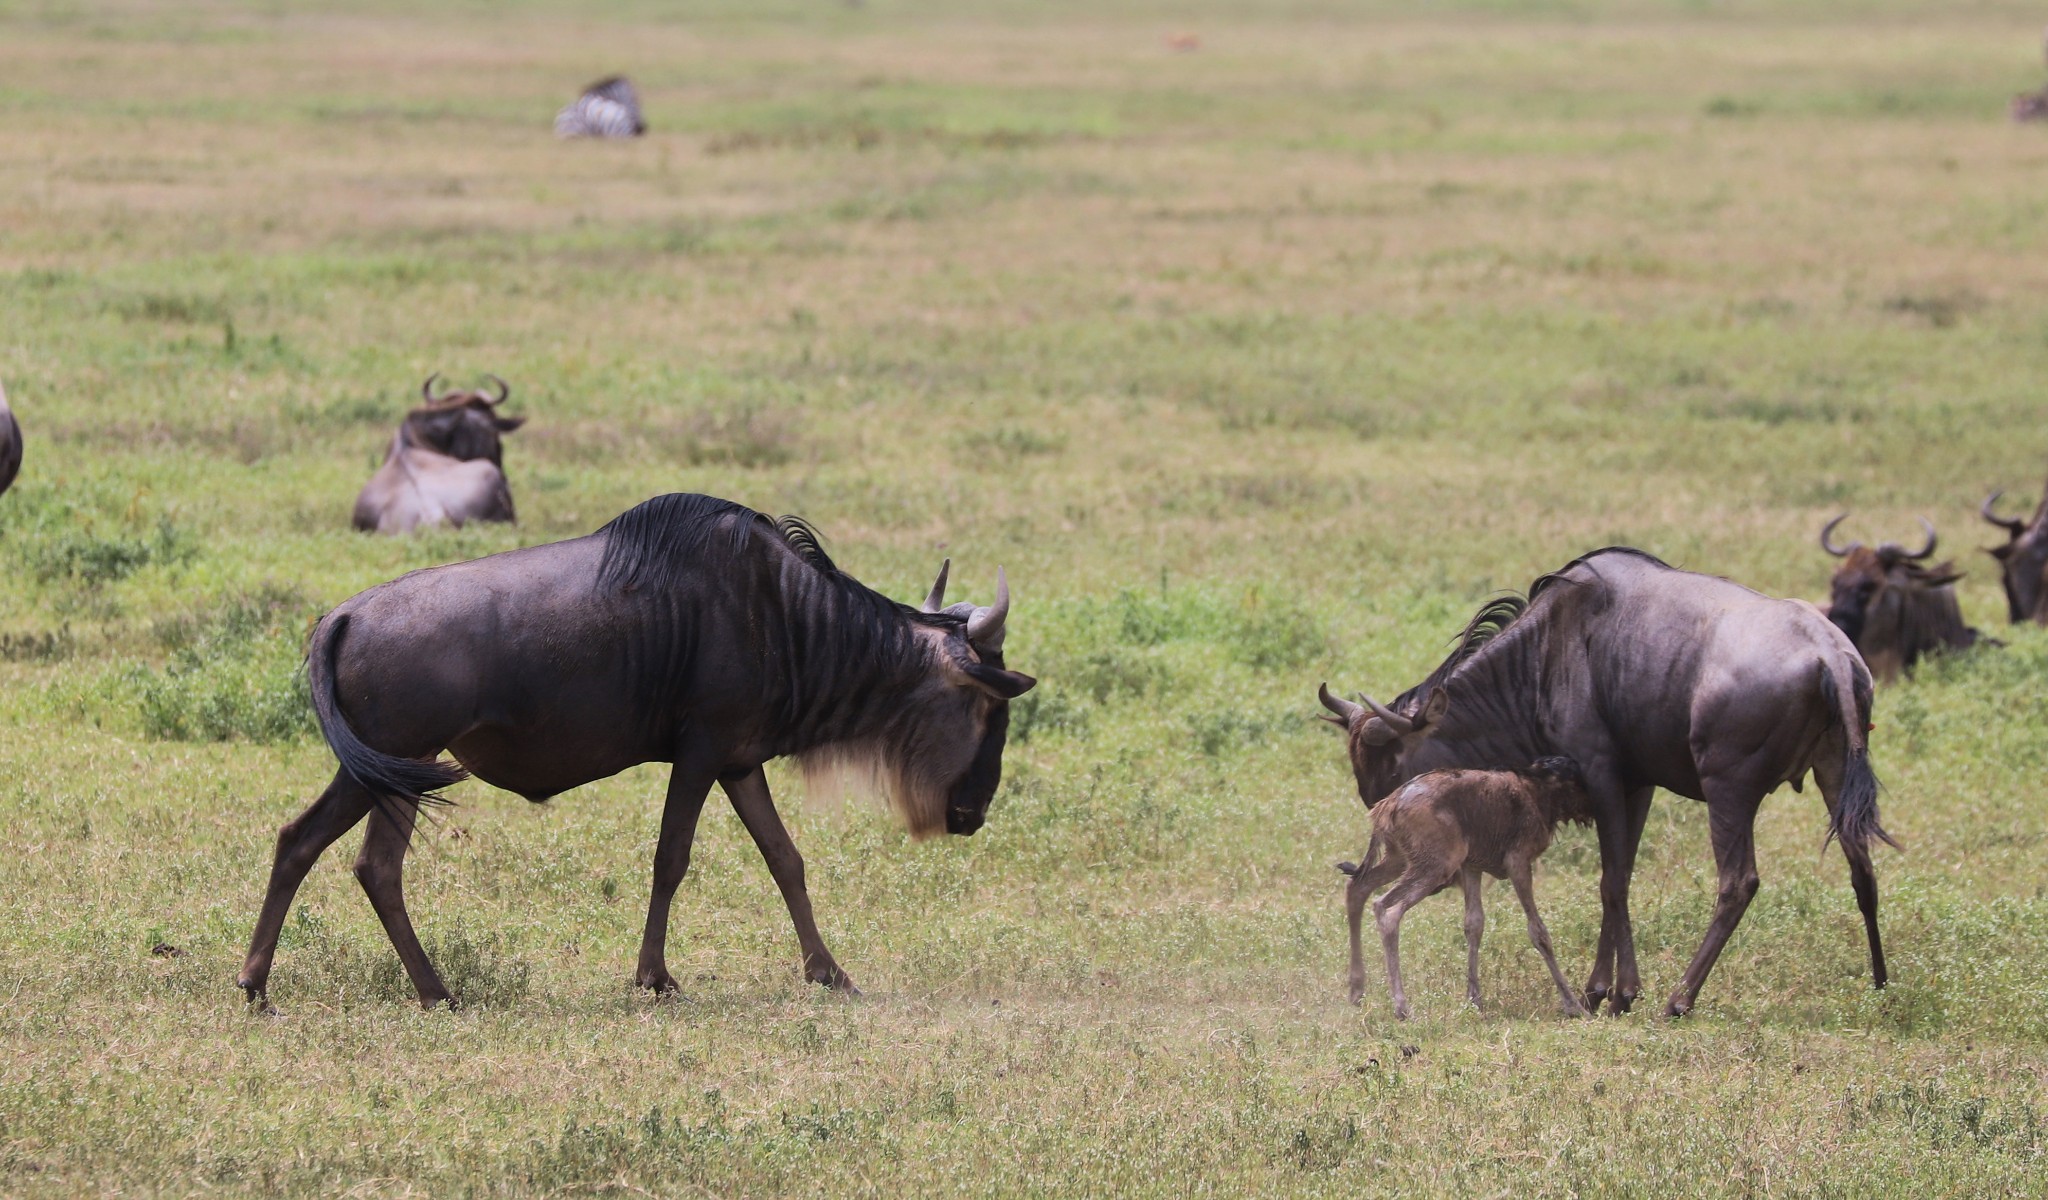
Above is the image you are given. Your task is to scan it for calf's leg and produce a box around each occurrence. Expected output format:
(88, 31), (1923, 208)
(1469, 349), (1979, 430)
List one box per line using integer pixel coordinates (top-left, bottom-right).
(1507, 855), (1587, 1017)
(1341, 848), (1403, 1006)
(237, 771), (376, 1007)
(353, 799), (450, 1008)
(1460, 867), (1486, 1010)
(1374, 872), (1443, 1020)
(724, 767), (856, 993)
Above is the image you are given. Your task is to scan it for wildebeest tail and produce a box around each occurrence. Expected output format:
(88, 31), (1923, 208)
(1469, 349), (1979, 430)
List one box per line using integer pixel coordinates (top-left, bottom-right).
(1823, 661), (1899, 858)
(309, 612), (468, 809)
(1336, 831), (1387, 879)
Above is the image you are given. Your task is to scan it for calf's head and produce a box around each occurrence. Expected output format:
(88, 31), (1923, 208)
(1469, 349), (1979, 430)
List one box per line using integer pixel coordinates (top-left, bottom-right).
(1982, 490), (2048, 623)
(1820, 515), (1956, 644)
(401, 373), (524, 465)
(1317, 681), (1449, 807)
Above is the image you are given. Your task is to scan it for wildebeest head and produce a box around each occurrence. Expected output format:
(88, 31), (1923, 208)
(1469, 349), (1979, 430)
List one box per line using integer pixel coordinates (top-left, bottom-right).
(804, 558), (1035, 838)
(1317, 681), (1451, 808)
(1819, 515), (1958, 645)
(1981, 489), (2048, 623)
(915, 561), (1035, 835)
(402, 373), (524, 465)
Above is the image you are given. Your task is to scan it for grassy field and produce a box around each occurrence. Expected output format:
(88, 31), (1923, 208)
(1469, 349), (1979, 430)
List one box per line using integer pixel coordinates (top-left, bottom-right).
(5, 0), (2048, 1193)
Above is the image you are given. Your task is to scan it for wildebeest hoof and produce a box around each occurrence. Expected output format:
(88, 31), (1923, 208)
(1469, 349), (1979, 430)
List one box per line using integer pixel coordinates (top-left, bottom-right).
(811, 969), (860, 996)
(1607, 992), (1636, 1015)
(635, 969), (680, 995)
(1663, 997), (1692, 1019)
(422, 994), (459, 1012)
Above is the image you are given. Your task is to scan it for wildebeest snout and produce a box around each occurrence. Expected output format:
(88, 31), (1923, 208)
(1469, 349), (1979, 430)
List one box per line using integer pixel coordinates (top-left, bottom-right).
(946, 805), (985, 836)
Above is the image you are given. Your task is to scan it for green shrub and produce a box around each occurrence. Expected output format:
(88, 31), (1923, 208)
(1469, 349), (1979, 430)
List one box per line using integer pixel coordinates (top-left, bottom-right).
(134, 585), (316, 743)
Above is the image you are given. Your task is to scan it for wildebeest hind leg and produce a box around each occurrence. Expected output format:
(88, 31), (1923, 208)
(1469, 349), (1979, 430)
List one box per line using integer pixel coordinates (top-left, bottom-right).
(1664, 786), (1764, 1017)
(1813, 757), (1888, 988)
(634, 760), (716, 994)
(724, 767), (857, 994)
(354, 800), (451, 1009)
(238, 771), (376, 1008)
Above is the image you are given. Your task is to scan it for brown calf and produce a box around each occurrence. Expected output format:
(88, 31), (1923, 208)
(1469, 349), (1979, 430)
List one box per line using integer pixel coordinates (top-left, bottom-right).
(1333, 752), (1592, 1019)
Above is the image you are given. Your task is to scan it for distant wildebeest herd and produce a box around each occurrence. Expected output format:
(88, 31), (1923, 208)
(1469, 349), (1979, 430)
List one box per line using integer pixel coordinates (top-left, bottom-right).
(3, 373), (2047, 1020)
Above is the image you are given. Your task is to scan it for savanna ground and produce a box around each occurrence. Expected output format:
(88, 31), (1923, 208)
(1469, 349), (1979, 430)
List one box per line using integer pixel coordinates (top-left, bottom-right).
(4, 0), (2048, 1193)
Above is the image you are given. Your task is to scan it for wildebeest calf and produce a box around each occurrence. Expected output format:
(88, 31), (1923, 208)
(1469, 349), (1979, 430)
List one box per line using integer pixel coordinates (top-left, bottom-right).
(1332, 746), (1593, 1019)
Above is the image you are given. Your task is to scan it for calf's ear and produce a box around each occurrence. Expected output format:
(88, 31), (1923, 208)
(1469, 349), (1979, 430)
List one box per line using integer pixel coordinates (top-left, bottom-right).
(963, 662), (1036, 699)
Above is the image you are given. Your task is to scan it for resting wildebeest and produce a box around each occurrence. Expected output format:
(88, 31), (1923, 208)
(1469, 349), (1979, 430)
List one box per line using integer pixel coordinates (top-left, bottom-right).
(1333, 756), (1593, 1019)
(353, 374), (523, 534)
(1980, 487), (2048, 623)
(1318, 547), (1892, 1018)
(238, 493), (1034, 1008)
(1818, 515), (1980, 682)
(0, 381), (20, 499)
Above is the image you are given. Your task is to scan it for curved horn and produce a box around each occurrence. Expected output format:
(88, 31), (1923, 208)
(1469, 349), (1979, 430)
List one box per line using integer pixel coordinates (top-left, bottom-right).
(1359, 692), (1414, 736)
(921, 558), (951, 613)
(1317, 683), (1365, 725)
(1819, 514), (1853, 557)
(965, 566), (1010, 646)
(483, 373), (510, 405)
(420, 372), (443, 403)
(1982, 491), (2026, 535)
(1907, 517), (1937, 560)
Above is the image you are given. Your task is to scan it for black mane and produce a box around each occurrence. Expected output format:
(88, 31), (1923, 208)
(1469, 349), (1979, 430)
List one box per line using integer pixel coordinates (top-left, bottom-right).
(595, 493), (760, 594)
(1398, 547), (1672, 708)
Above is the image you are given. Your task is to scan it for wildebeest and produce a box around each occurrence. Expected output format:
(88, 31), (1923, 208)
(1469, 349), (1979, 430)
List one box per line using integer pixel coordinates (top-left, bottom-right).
(238, 493), (1034, 1009)
(1318, 548), (1891, 1018)
(1818, 514), (1979, 682)
(0, 381), (19, 499)
(1980, 487), (2048, 623)
(1332, 755), (1592, 1019)
(353, 374), (523, 535)
(555, 76), (645, 139)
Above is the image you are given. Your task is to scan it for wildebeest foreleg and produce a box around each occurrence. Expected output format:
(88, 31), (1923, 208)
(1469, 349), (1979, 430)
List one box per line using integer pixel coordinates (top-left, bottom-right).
(1460, 867), (1485, 1010)
(237, 771), (376, 1008)
(634, 762), (715, 994)
(1664, 788), (1764, 1017)
(724, 767), (857, 994)
(1584, 782), (1651, 1015)
(353, 800), (450, 1008)
(1507, 853), (1588, 1017)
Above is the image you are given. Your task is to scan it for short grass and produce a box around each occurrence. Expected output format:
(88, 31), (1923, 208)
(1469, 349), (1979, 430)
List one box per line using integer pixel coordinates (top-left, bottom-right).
(4, 0), (2048, 1194)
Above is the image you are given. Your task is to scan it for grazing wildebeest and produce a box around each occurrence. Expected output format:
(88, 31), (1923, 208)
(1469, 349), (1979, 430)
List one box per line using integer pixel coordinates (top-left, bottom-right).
(0, 381), (20, 499)
(1317, 548), (1892, 1018)
(1818, 514), (1980, 682)
(1330, 753), (1592, 1019)
(353, 374), (523, 535)
(555, 76), (646, 139)
(1980, 487), (2048, 623)
(238, 493), (1034, 1009)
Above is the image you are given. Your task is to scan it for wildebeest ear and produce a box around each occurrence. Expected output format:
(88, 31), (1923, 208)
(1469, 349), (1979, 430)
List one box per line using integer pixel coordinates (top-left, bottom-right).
(962, 662), (1035, 699)
(494, 414), (526, 432)
(1921, 569), (1963, 588)
(1417, 687), (1450, 728)
(1988, 543), (2014, 560)
(1358, 718), (1400, 746)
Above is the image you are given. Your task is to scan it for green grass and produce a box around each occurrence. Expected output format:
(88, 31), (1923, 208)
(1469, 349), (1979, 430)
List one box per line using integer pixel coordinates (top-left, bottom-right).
(4, 0), (2048, 1194)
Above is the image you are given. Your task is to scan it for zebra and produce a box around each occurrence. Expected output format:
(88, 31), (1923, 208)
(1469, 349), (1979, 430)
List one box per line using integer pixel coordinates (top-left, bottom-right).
(555, 76), (646, 139)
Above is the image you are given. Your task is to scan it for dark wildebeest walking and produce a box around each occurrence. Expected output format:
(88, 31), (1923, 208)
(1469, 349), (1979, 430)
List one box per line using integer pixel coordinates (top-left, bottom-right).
(1318, 548), (1892, 1018)
(1818, 515), (1980, 682)
(1980, 486), (2048, 623)
(0, 381), (20, 499)
(238, 493), (1034, 1008)
(353, 374), (523, 535)
(1330, 754), (1593, 1019)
